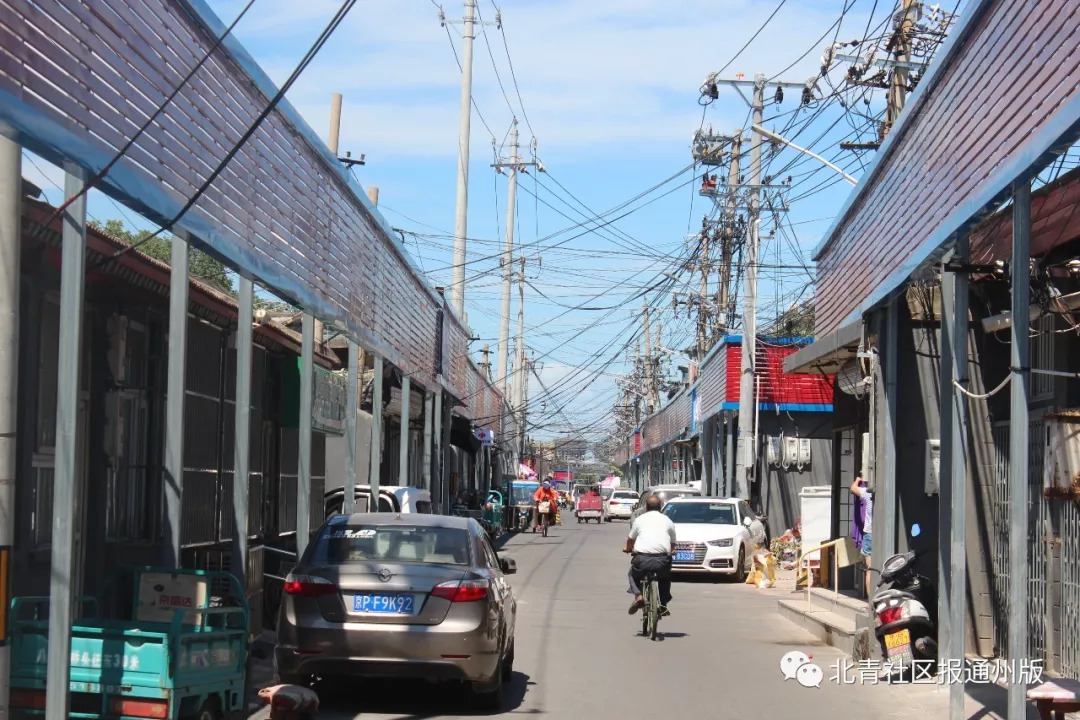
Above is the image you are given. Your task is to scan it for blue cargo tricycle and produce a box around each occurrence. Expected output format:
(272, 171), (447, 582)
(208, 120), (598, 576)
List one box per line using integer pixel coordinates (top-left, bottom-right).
(9, 566), (248, 720)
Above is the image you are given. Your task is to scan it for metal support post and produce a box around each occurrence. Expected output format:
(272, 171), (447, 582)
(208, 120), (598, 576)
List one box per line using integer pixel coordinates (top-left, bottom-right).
(881, 299), (898, 559)
(297, 314), (314, 556)
(45, 166), (87, 720)
(344, 340), (359, 514)
(164, 231), (189, 565)
(422, 391), (433, 490)
(433, 388), (444, 508)
(725, 414), (734, 498)
(938, 251), (956, 663)
(399, 375), (411, 486)
(232, 276), (253, 592)
(1007, 181), (1031, 720)
(369, 356), (384, 509)
(441, 392), (453, 511)
(0, 137), (20, 716)
(949, 233), (970, 720)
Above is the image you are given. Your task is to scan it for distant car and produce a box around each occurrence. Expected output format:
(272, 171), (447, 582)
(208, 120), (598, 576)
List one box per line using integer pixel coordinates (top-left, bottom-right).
(663, 497), (767, 581)
(324, 485), (433, 518)
(630, 484), (702, 522)
(277, 513), (517, 708)
(605, 489), (640, 521)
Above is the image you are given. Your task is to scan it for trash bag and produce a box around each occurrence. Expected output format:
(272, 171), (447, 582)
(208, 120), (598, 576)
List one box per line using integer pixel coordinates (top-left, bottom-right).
(751, 549), (777, 589)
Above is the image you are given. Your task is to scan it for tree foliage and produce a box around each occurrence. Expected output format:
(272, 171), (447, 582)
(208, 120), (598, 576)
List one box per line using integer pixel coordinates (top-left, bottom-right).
(89, 219), (234, 294)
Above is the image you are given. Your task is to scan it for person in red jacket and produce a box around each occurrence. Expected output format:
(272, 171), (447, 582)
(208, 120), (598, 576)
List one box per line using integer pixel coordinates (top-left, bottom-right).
(533, 480), (559, 533)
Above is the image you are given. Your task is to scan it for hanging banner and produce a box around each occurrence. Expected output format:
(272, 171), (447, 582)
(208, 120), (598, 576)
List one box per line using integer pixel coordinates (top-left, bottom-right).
(634, 428), (641, 458)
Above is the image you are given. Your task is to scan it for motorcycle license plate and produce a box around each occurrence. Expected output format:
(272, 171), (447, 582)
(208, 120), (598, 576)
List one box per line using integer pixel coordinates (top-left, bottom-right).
(673, 550), (695, 562)
(885, 629), (911, 655)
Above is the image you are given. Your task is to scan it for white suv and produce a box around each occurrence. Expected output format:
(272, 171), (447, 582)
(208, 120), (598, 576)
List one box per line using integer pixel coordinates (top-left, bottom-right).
(605, 489), (640, 521)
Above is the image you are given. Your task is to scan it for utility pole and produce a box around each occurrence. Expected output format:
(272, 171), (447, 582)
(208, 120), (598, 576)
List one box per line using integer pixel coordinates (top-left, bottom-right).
(734, 76), (768, 502)
(318, 92), (346, 346)
(697, 224), (711, 362)
(494, 120), (540, 399)
(700, 72), (811, 501)
(479, 343), (491, 379)
(719, 131), (742, 336)
(513, 255), (527, 460)
(642, 306), (659, 413)
(886, 0), (919, 135)
(448, 0), (475, 314)
(442, 1), (500, 314)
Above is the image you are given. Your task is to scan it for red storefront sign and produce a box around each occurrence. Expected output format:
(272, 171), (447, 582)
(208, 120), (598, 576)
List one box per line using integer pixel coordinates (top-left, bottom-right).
(634, 429), (641, 457)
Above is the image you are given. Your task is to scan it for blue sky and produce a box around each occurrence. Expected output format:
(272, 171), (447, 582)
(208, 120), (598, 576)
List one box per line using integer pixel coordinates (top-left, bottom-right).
(23, 0), (909, 442)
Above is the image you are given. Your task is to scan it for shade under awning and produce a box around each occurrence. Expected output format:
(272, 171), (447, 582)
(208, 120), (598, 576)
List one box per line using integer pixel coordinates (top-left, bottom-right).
(783, 318), (864, 375)
(451, 414), (481, 453)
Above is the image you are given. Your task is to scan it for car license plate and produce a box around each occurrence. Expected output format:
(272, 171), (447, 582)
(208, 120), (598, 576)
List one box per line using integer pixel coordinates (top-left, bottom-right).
(885, 629), (911, 654)
(353, 593), (414, 614)
(673, 550), (695, 562)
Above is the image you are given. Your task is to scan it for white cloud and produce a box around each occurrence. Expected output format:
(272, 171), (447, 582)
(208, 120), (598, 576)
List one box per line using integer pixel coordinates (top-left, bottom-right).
(214, 0), (870, 160)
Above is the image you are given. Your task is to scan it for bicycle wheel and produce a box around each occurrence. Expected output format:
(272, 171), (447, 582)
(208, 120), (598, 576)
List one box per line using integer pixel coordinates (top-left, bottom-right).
(647, 578), (659, 640)
(640, 580), (650, 637)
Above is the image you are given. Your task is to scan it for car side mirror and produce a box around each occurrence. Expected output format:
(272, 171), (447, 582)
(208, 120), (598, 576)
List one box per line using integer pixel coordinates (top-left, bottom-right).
(742, 516), (752, 527)
(499, 557), (517, 575)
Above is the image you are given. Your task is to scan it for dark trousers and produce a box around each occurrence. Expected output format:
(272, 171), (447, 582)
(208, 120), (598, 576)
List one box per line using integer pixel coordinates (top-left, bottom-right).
(628, 553), (673, 605)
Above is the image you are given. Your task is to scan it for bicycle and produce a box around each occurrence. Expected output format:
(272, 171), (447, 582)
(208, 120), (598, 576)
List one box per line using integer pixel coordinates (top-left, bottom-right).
(640, 569), (661, 641)
(537, 501), (552, 537)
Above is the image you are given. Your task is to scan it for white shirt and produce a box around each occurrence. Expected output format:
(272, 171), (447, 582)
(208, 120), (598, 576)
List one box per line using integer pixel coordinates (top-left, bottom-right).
(855, 486), (873, 534)
(629, 511), (678, 554)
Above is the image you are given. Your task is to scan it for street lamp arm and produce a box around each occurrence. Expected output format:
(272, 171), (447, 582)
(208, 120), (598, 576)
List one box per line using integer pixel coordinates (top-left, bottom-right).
(751, 125), (858, 186)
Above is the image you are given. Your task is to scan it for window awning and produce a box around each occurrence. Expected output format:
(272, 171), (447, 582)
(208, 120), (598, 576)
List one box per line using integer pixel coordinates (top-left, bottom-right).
(783, 319), (864, 375)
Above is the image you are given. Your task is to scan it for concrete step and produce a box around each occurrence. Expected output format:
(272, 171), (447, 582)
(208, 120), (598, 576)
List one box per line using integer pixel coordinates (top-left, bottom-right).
(806, 586), (870, 626)
(777, 597), (859, 655)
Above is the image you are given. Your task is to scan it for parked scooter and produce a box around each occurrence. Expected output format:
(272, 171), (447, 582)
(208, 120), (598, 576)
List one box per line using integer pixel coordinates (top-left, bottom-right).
(871, 524), (938, 673)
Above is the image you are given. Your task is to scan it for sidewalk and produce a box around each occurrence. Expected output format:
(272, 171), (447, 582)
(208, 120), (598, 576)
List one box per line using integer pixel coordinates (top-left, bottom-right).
(754, 567), (1074, 719)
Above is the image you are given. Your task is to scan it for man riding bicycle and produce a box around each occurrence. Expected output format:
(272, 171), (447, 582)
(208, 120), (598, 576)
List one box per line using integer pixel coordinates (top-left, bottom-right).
(623, 495), (677, 616)
(533, 480), (559, 533)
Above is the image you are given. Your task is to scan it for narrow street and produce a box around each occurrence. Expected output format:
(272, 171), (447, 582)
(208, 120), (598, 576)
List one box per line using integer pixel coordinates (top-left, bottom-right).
(303, 520), (952, 720)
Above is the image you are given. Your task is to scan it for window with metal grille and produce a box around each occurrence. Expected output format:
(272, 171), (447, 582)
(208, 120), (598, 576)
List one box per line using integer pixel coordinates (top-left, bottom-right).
(1031, 315), (1055, 401)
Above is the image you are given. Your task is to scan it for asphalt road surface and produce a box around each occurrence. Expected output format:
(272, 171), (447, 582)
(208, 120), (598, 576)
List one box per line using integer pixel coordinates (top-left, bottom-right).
(302, 517), (969, 719)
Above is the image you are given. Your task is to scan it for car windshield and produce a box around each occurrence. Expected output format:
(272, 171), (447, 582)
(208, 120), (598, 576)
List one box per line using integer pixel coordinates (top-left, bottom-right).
(599, 487), (614, 499)
(654, 490), (699, 505)
(663, 503), (737, 525)
(309, 524), (471, 565)
(614, 492), (638, 499)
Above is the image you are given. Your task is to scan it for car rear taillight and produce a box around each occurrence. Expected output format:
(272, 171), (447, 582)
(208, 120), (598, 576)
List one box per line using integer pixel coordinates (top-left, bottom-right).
(610, 500), (619, 505)
(432, 579), (489, 602)
(10, 689), (45, 709)
(111, 698), (169, 719)
(877, 606), (902, 625)
(283, 574), (338, 597)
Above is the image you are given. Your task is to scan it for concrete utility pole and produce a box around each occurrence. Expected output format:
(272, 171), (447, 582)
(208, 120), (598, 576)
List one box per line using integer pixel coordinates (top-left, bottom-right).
(448, 0), (477, 315)
(697, 226), (711, 362)
(513, 255), (527, 458)
(704, 73), (808, 501)
(886, 0), (919, 135)
(734, 76), (767, 502)
(719, 132), (742, 335)
(496, 123), (518, 398)
(493, 121), (538, 397)
(642, 306), (659, 413)
(317, 92), (346, 346)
